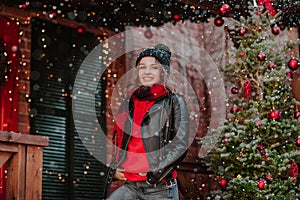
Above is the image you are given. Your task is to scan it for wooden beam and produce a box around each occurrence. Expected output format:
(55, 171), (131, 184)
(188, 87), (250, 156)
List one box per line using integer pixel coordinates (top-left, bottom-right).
(0, 131), (49, 147)
(0, 5), (115, 36)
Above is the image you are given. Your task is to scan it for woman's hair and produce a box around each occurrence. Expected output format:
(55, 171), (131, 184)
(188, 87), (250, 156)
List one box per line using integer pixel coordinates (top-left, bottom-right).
(125, 58), (176, 95)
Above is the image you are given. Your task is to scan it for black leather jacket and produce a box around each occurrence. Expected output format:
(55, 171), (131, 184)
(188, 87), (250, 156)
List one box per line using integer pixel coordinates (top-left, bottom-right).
(104, 92), (190, 196)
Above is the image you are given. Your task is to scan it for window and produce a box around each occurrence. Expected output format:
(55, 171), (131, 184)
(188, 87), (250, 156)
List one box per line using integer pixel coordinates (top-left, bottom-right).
(30, 18), (107, 199)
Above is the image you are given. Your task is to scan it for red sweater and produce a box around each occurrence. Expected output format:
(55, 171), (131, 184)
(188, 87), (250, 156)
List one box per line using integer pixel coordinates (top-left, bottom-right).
(121, 100), (153, 181)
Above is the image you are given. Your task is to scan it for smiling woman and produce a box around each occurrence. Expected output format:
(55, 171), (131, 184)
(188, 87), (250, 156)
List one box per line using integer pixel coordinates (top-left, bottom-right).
(105, 44), (190, 200)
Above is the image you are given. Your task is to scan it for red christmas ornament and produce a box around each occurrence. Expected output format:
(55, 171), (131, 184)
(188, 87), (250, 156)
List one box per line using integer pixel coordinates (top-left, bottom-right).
(144, 28), (153, 39)
(288, 58), (299, 71)
(295, 111), (300, 119)
(49, 12), (58, 19)
(243, 78), (252, 101)
(286, 72), (293, 79)
(265, 174), (272, 182)
(240, 52), (245, 57)
(76, 26), (85, 34)
(257, 179), (266, 190)
(219, 4), (231, 15)
(239, 28), (246, 36)
(214, 17), (224, 27)
(20, 3), (28, 9)
(222, 137), (230, 145)
(289, 160), (298, 183)
(295, 138), (300, 147)
(271, 26), (280, 35)
(219, 179), (227, 187)
(269, 110), (281, 120)
(231, 87), (239, 94)
(230, 105), (240, 113)
(278, 22), (286, 30)
(257, 52), (266, 61)
(268, 63), (276, 69)
(173, 14), (180, 21)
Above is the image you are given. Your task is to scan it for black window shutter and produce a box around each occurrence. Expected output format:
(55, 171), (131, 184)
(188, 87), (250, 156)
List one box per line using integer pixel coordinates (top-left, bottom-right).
(30, 18), (107, 199)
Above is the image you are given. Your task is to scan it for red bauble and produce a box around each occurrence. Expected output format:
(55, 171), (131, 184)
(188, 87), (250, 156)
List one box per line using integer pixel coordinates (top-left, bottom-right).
(222, 137), (230, 145)
(219, 179), (227, 187)
(219, 4), (230, 15)
(288, 58), (299, 71)
(231, 87), (239, 94)
(269, 110), (281, 120)
(265, 174), (272, 182)
(239, 28), (246, 36)
(230, 105), (240, 113)
(296, 138), (300, 147)
(295, 111), (300, 119)
(257, 179), (266, 190)
(257, 52), (266, 61)
(214, 17), (224, 26)
(271, 26), (280, 35)
(144, 29), (153, 39)
(286, 72), (293, 79)
(278, 22), (286, 30)
(173, 14), (180, 21)
(268, 63), (276, 69)
(240, 52), (245, 57)
(76, 26), (85, 34)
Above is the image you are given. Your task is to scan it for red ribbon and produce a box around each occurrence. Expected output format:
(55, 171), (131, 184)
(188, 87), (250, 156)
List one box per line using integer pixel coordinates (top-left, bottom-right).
(257, 0), (276, 16)
(289, 160), (298, 183)
(243, 78), (252, 101)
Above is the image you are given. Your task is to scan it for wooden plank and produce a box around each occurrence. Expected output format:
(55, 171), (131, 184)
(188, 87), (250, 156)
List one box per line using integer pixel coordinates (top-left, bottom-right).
(0, 142), (18, 153)
(6, 145), (26, 200)
(0, 131), (49, 147)
(0, 152), (13, 167)
(25, 146), (43, 200)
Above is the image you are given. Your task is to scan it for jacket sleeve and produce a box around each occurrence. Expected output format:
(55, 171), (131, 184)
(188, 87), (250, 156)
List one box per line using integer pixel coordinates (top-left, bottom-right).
(146, 94), (190, 185)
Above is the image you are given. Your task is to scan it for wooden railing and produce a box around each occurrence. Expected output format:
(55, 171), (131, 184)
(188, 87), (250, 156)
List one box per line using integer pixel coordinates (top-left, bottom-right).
(0, 131), (49, 200)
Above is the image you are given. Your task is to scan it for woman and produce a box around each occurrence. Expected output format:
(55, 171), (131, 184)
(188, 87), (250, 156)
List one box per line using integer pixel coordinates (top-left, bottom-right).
(105, 44), (190, 200)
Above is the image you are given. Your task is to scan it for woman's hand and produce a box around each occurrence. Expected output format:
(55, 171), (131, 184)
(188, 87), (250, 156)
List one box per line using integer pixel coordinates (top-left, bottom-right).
(113, 168), (127, 181)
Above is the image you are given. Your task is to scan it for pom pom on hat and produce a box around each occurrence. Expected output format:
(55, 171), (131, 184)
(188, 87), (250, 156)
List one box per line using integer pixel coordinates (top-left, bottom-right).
(135, 44), (171, 75)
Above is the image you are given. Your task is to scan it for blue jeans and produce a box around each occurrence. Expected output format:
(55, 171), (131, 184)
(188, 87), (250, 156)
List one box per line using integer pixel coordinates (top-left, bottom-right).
(106, 180), (179, 200)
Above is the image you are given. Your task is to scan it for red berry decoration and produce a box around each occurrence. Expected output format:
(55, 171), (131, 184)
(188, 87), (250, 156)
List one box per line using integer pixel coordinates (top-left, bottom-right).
(257, 179), (266, 190)
(269, 110), (281, 120)
(271, 26), (280, 35)
(296, 138), (300, 147)
(288, 58), (299, 71)
(240, 52), (245, 57)
(219, 4), (230, 15)
(231, 87), (239, 94)
(214, 17), (224, 27)
(239, 28), (246, 36)
(219, 179), (227, 187)
(268, 63), (276, 69)
(295, 111), (300, 119)
(257, 52), (266, 61)
(230, 105), (240, 113)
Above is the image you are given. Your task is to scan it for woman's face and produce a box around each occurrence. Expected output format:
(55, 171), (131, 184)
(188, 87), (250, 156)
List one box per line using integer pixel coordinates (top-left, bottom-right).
(137, 56), (163, 86)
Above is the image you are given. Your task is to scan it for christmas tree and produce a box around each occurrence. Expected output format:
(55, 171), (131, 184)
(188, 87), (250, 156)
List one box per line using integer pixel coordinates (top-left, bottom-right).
(205, 2), (300, 200)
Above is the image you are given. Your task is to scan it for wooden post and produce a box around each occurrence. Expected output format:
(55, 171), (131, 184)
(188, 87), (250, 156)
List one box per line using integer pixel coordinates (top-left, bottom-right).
(0, 131), (49, 200)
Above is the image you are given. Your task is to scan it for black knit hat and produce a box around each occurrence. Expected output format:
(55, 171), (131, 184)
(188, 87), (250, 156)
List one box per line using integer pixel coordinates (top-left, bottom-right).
(135, 44), (171, 75)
